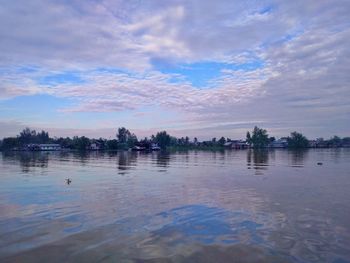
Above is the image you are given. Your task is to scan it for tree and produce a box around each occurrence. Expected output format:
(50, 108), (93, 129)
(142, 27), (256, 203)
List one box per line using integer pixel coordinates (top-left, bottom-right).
(151, 135), (155, 142)
(54, 137), (73, 149)
(246, 131), (251, 145)
(127, 133), (138, 148)
(247, 126), (269, 148)
(328, 135), (342, 147)
(185, 136), (190, 145)
(19, 127), (37, 144)
(155, 131), (171, 149)
(342, 137), (350, 146)
(169, 136), (178, 146)
(1, 137), (19, 150)
(15, 128), (51, 145)
(37, 130), (50, 143)
(116, 127), (131, 143)
(106, 139), (119, 150)
(72, 136), (90, 150)
(287, 131), (309, 148)
(178, 137), (185, 145)
(218, 136), (226, 145)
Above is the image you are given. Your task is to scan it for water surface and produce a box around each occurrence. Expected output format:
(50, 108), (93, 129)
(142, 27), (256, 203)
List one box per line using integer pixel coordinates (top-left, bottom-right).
(1, 149), (350, 262)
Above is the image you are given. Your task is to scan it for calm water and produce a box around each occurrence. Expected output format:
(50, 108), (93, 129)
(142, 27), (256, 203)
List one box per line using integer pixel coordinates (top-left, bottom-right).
(1, 149), (350, 262)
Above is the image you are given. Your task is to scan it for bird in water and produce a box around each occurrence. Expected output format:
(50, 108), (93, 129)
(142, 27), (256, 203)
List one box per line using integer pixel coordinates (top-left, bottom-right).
(317, 162), (323, 165)
(66, 178), (72, 185)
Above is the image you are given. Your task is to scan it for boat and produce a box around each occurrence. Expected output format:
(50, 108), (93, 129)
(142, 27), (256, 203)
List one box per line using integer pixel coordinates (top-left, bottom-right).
(131, 146), (146, 151)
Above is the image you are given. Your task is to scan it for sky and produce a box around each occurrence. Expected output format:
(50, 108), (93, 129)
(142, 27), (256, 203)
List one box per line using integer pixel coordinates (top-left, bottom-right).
(0, 0), (349, 140)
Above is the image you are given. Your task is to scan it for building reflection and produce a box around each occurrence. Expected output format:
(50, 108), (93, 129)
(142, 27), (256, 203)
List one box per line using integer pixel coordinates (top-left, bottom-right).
(2, 151), (49, 173)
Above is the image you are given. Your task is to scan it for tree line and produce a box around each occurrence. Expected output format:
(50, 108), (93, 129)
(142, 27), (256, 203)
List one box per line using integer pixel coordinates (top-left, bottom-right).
(0, 127), (174, 151)
(0, 126), (349, 151)
(246, 127), (350, 149)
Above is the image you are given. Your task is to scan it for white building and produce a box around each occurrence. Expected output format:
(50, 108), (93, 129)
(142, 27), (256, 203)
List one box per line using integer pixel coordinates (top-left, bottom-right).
(269, 139), (288, 148)
(38, 144), (61, 151)
(90, 143), (101, 150)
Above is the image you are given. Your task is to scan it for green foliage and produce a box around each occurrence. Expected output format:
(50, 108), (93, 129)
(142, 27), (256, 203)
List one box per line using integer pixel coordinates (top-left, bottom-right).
(342, 137), (350, 145)
(155, 131), (171, 149)
(287, 131), (309, 148)
(169, 136), (178, 146)
(72, 136), (90, 151)
(1, 137), (19, 150)
(19, 127), (36, 144)
(246, 131), (251, 144)
(218, 136), (226, 145)
(1, 126), (349, 151)
(117, 127), (130, 143)
(54, 137), (73, 148)
(36, 130), (50, 143)
(328, 135), (342, 147)
(247, 126), (269, 148)
(116, 127), (138, 148)
(106, 139), (119, 150)
(127, 133), (138, 148)
(18, 128), (51, 144)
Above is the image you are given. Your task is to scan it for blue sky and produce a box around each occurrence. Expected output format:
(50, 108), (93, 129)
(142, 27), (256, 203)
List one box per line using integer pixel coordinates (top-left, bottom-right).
(0, 0), (349, 139)
(151, 59), (264, 87)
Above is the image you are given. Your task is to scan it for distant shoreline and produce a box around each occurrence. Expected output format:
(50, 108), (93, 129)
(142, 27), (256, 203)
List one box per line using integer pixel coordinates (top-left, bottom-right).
(1, 146), (349, 153)
(1, 127), (349, 152)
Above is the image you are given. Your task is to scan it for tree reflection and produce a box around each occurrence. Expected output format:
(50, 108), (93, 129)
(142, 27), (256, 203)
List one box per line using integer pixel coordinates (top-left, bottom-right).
(117, 151), (138, 172)
(289, 149), (308, 166)
(72, 151), (109, 165)
(330, 148), (342, 163)
(72, 151), (89, 164)
(155, 152), (171, 168)
(2, 151), (49, 173)
(247, 149), (269, 175)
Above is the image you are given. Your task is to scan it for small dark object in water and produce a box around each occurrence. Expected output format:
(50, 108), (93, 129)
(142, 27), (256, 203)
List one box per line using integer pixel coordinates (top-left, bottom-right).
(66, 178), (72, 184)
(317, 162), (323, 165)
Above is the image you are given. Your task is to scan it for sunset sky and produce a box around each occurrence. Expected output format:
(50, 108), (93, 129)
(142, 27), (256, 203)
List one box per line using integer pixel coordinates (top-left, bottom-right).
(0, 0), (349, 140)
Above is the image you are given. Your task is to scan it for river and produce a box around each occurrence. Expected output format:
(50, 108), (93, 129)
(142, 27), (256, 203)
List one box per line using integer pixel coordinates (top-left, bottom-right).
(1, 149), (350, 262)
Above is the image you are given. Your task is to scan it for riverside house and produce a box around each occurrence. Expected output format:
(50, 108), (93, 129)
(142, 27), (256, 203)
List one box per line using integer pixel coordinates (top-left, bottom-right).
(269, 138), (288, 148)
(27, 144), (61, 151)
(224, 140), (249, 149)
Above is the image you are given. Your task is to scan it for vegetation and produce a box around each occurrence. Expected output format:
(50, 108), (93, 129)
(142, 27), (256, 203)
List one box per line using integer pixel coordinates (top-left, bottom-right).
(328, 135), (342, 147)
(0, 126), (349, 151)
(287, 132), (309, 149)
(246, 126), (270, 148)
(116, 127), (138, 149)
(155, 131), (171, 149)
(72, 136), (91, 151)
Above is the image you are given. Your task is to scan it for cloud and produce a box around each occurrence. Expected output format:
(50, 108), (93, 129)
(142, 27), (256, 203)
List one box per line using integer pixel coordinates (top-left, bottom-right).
(49, 68), (265, 115)
(0, 67), (51, 99)
(0, 0), (150, 70)
(0, 0), (299, 69)
(0, 0), (349, 138)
